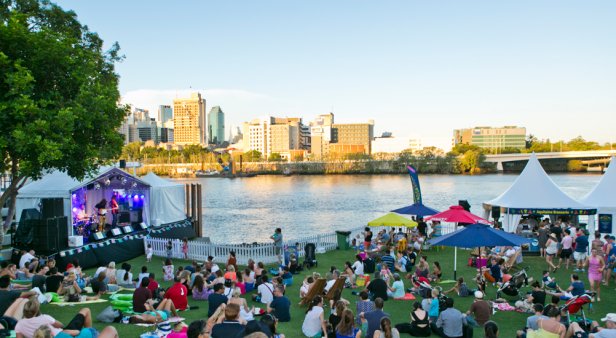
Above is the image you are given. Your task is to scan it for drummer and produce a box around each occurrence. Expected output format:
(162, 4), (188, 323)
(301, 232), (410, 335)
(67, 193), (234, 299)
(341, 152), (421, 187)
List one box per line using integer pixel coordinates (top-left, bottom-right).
(76, 205), (88, 221)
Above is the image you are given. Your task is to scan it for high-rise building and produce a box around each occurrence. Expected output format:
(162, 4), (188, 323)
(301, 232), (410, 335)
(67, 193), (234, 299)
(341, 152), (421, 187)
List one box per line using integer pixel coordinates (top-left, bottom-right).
(310, 113), (334, 159)
(158, 105), (173, 125)
(119, 107), (156, 145)
(208, 106), (225, 145)
(453, 126), (526, 151)
(242, 116), (307, 160)
(331, 121), (374, 155)
(309, 114), (374, 158)
(173, 93), (207, 146)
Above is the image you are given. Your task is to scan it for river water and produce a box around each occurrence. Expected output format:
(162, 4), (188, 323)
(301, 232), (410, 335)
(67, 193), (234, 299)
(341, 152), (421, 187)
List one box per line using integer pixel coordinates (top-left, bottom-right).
(173, 174), (601, 243)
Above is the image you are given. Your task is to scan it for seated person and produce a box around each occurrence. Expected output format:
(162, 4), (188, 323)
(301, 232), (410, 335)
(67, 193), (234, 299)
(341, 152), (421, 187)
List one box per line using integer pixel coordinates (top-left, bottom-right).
(129, 298), (178, 324)
(89, 272), (119, 297)
(548, 274), (585, 300)
(386, 273), (405, 299)
(443, 277), (471, 297)
(0, 275), (35, 328)
(58, 270), (84, 302)
(133, 277), (153, 313)
(15, 299), (96, 338)
(300, 276), (314, 299)
(566, 312), (616, 338)
(542, 270), (559, 290)
(116, 263), (134, 288)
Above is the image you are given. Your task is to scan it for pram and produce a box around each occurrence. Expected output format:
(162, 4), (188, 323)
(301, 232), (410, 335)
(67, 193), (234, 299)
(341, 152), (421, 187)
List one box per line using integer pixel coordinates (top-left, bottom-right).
(560, 292), (595, 330)
(496, 268), (529, 299)
(413, 277), (449, 312)
(303, 243), (318, 269)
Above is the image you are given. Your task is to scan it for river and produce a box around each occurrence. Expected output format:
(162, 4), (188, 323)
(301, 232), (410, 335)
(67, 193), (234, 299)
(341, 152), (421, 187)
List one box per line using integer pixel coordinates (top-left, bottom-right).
(173, 174), (601, 243)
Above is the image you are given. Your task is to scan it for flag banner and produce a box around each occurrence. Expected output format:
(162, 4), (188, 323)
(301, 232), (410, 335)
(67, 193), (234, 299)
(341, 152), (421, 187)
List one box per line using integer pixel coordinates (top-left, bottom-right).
(407, 165), (422, 205)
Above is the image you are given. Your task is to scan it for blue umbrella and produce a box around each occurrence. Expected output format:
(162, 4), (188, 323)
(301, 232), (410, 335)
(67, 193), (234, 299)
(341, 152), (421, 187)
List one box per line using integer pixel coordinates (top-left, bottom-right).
(391, 203), (439, 217)
(428, 223), (532, 279)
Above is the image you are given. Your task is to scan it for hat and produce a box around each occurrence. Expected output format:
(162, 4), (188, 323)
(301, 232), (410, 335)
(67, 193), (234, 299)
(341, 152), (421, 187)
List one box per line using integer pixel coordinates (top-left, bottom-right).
(549, 233), (557, 239)
(474, 291), (484, 299)
(601, 313), (616, 322)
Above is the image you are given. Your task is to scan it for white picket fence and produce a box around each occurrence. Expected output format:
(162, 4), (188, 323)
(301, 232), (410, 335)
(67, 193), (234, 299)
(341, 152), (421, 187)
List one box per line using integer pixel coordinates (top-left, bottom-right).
(144, 223), (457, 266)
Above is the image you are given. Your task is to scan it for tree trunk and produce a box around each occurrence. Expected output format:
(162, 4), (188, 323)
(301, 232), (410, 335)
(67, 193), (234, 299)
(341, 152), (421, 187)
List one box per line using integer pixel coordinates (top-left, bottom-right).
(0, 159), (26, 245)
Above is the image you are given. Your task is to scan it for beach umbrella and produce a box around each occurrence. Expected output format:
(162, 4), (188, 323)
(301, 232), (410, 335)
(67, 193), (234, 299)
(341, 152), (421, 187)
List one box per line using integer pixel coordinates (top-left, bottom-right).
(428, 223), (532, 279)
(391, 203), (439, 218)
(368, 213), (418, 227)
(424, 205), (491, 279)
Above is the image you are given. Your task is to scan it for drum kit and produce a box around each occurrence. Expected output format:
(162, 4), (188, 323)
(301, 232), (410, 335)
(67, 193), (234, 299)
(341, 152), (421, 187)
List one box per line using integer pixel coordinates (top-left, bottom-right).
(72, 207), (105, 238)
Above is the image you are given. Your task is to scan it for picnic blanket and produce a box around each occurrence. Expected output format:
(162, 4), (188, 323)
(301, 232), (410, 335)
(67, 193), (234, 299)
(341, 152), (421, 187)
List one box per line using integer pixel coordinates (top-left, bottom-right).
(50, 298), (108, 306)
(394, 293), (416, 300)
(131, 317), (186, 327)
(437, 280), (457, 284)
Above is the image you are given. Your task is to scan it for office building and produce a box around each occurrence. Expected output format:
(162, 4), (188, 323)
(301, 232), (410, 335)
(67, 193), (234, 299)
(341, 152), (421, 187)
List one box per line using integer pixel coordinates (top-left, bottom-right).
(309, 113), (374, 158)
(173, 93), (207, 146)
(242, 116), (307, 160)
(158, 105), (173, 125)
(453, 126), (526, 151)
(331, 121), (374, 155)
(208, 106), (225, 145)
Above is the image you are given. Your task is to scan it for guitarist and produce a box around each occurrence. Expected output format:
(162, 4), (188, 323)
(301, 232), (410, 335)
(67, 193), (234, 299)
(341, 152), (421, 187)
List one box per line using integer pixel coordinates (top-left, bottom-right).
(109, 195), (119, 227)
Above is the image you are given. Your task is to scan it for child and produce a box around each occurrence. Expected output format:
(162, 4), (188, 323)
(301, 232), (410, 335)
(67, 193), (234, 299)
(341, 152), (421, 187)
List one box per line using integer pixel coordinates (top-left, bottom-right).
(443, 277), (470, 297)
(182, 238), (188, 259)
(542, 270), (558, 290)
(429, 288), (440, 322)
(166, 240), (173, 259)
(146, 244), (153, 262)
(380, 263), (393, 283)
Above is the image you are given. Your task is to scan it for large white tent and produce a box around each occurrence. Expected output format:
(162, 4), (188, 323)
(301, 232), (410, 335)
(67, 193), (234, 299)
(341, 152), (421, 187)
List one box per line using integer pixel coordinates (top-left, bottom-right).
(140, 172), (186, 226)
(580, 157), (616, 235)
(484, 153), (596, 232)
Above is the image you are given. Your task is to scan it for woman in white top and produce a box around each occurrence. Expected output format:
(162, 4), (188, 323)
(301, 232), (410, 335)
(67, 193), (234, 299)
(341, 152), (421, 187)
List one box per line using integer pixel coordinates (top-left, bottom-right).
(302, 295), (328, 338)
(352, 255), (364, 276)
(105, 262), (117, 284)
(545, 233), (559, 272)
(373, 317), (400, 338)
(228, 287), (254, 322)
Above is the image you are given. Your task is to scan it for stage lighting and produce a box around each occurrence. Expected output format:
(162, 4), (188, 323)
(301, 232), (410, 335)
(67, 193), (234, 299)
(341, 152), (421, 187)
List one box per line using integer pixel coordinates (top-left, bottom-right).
(132, 182), (137, 188)
(121, 177), (128, 185)
(104, 178), (111, 186)
(94, 183), (101, 190)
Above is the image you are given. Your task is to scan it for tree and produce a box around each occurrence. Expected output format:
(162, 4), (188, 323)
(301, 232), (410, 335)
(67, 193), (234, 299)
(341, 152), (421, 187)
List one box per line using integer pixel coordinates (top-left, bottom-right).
(122, 142), (142, 160)
(268, 153), (283, 162)
(243, 150), (262, 162)
(0, 0), (127, 235)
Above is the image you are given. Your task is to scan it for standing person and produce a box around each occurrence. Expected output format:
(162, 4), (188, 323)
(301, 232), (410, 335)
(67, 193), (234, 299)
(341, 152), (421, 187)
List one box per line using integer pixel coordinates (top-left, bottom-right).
(302, 296), (328, 338)
(271, 228), (283, 265)
(585, 249), (605, 302)
(166, 240), (173, 259)
(605, 236), (616, 286)
(537, 223), (549, 258)
(592, 231), (605, 256)
(364, 227), (373, 251)
(146, 244), (153, 263)
(95, 198), (107, 232)
(109, 195), (119, 227)
(545, 234), (559, 272)
(558, 229), (574, 270)
(574, 229), (589, 272)
(182, 238), (189, 260)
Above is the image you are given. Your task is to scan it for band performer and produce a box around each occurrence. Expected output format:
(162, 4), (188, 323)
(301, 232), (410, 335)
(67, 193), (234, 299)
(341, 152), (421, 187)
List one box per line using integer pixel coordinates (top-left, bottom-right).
(110, 195), (119, 227)
(95, 198), (107, 232)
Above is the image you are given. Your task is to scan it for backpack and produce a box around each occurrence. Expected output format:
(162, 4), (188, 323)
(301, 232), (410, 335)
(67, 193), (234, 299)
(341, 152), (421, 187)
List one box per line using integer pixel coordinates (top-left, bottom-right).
(405, 252), (416, 272)
(363, 258), (375, 274)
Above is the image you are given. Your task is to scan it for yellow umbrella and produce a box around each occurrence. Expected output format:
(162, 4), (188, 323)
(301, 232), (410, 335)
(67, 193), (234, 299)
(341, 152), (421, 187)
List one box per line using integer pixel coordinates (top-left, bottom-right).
(368, 212), (418, 227)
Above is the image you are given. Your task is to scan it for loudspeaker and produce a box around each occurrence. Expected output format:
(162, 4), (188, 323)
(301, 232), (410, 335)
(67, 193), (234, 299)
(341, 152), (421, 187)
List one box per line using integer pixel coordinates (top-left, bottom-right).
(492, 206), (501, 220)
(41, 198), (64, 220)
(90, 232), (105, 242)
(122, 225), (133, 234)
(119, 160), (126, 168)
(33, 217), (68, 254)
(137, 222), (148, 230)
(110, 228), (122, 236)
(119, 211), (130, 223)
(458, 200), (471, 212)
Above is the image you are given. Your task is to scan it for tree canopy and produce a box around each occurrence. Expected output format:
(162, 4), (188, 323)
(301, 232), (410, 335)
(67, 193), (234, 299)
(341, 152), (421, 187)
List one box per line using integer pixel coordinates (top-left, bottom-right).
(0, 0), (127, 223)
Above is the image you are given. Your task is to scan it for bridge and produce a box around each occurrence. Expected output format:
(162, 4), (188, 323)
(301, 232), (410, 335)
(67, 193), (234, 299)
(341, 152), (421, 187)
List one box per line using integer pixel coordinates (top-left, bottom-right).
(484, 150), (616, 171)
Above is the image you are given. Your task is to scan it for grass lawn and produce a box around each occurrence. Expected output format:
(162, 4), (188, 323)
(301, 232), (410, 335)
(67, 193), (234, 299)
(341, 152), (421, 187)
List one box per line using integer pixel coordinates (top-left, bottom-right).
(40, 246), (615, 337)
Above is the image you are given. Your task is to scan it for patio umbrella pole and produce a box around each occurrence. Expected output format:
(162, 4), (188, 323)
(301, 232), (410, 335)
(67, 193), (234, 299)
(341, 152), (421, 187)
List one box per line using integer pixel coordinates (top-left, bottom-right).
(454, 222), (458, 280)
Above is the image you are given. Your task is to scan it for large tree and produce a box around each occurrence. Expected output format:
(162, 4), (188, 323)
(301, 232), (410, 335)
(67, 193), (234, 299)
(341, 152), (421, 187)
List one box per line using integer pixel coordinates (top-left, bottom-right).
(0, 0), (127, 235)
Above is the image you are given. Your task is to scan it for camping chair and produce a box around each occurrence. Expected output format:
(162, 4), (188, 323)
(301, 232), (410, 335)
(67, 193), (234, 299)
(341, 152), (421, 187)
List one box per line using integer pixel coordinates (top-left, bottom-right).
(324, 277), (346, 302)
(303, 243), (318, 269)
(300, 278), (326, 306)
(503, 249), (522, 273)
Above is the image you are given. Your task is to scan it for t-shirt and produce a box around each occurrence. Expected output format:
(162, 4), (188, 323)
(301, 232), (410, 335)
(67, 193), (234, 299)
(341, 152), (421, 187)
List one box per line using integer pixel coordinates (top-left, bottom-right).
(380, 254), (396, 271)
(269, 296), (291, 322)
(211, 320), (244, 338)
(490, 264), (502, 280)
(272, 233), (283, 248)
(575, 236), (589, 253)
(526, 314), (548, 331)
(15, 315), (62, 337)
(166, 326), (188, 338)
(390, 280), (405, 299)
(94, 267), (106, 278)
(148, 279), (159, 293)
(19, 252), (36, 269)
(367, 278), (388, 301)
(0, 289), (22, 315)
(258, 282), (274, 304)
(562, 236), (573, 250)
(352, 261), (364, 275)
(90, 279), (108, 294)
(137, 272), (150, 287)
(594, 329), (616, 338)
(165, 282), (188, 310)
(571, 281), (585, 296)
(133, 287), (153, 313)
(208, 293), (228, 317)
(531, 290), (546, 305)
(364, 309), (389, 338)
(469, 300), (491, 326)
(302, 306), (324, 337)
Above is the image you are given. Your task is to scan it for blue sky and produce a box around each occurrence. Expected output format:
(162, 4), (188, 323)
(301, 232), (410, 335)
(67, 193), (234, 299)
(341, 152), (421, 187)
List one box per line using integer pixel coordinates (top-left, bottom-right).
(54, 1), (616, 150)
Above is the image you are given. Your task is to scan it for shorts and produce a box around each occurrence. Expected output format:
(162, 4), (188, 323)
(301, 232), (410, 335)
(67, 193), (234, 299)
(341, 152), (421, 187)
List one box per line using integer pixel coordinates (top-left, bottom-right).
(65, 313), (85, 331)
(146, 310), (169, 321)
(560, 249), (572, 259)
(574, 252), (587, 261)
(275, 246), (282, 255)
(572, 331), (589, 338)
(56, 328), (98, 338)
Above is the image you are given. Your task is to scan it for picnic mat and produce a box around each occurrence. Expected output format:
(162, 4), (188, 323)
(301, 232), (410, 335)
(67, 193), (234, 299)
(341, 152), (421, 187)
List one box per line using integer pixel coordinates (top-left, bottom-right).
(132, 317), (186, 327)
(394, 293), (416, 300)
(50, 298), (108, 306)
(437, 280), (457, 284)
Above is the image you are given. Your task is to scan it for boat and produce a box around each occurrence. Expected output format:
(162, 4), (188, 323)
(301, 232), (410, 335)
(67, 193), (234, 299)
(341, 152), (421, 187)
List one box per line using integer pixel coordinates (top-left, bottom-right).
(195, 170), (221, 178)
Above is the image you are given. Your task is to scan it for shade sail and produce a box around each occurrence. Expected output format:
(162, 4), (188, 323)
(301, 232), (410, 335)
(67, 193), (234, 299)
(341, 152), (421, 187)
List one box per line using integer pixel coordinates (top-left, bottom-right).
(428, 223), (531, 248)
(391, 203), (439, 217)
(368, 213), (417, 227)
(485, 153), (595, 215)
(424, 205), (490, 224)
(580, 156), (616, 209)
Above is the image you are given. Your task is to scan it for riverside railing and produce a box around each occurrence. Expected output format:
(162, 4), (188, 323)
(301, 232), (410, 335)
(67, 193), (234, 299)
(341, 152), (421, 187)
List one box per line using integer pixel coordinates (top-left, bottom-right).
(144, 224), (456, 265)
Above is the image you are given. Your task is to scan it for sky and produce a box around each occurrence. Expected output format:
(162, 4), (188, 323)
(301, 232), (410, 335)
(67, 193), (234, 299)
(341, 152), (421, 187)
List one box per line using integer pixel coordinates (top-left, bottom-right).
(54, 1), (616, 151)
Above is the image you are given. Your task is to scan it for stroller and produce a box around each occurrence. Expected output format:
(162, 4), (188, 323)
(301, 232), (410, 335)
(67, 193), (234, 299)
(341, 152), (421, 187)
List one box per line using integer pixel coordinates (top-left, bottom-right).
(496, 268), (529, 299)
(413, 277), (449, 312)
(560, 292), (595, 330)
(303, 243), (318, 269)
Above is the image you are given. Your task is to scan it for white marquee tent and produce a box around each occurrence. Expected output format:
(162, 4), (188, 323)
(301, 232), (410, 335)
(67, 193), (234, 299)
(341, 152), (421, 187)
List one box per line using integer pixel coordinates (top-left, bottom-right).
(580, 157), (616, 235)
(484, 153), (596, 232)
(140, 172), (186, 226)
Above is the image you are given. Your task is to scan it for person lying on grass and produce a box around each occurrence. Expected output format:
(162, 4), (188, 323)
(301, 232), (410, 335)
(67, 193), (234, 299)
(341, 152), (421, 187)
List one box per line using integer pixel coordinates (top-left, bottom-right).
(129, 298), (179, 324)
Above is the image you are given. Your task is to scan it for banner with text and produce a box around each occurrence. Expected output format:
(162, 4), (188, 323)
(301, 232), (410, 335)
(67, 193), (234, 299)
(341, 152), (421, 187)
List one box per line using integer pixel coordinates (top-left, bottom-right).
(407, 165), (422, 205)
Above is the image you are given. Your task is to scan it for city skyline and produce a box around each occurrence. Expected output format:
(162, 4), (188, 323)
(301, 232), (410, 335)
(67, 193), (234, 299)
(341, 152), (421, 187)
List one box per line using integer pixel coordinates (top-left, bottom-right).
(54, 1), (616, 151)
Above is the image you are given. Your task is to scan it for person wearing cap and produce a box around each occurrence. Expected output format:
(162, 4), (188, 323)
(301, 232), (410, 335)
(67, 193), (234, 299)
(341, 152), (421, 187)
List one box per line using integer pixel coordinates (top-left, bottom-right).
(545, 233), (559, 272)
(566, 313), (616, 338)
(465, 290), (491, 327)
(386, 273), (405, 299)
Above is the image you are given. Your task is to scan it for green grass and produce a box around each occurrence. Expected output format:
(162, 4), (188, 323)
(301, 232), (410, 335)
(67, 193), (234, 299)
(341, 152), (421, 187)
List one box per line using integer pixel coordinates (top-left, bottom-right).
(40, 247), (616, 337)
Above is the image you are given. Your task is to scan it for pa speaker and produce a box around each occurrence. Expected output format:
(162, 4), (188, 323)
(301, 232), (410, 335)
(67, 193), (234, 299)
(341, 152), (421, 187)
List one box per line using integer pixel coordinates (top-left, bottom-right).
(119, 159), (126, 168)
(122, 225), (133, 234)
(90, 232), (105, 242)
(119, 211), (130, 223)
(458, 200), (471, 212)
(492, 206), (501, 220)
(138, 222), (148, 230)
(41, 198), (64, 219)
(111, 228), (122, 237)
